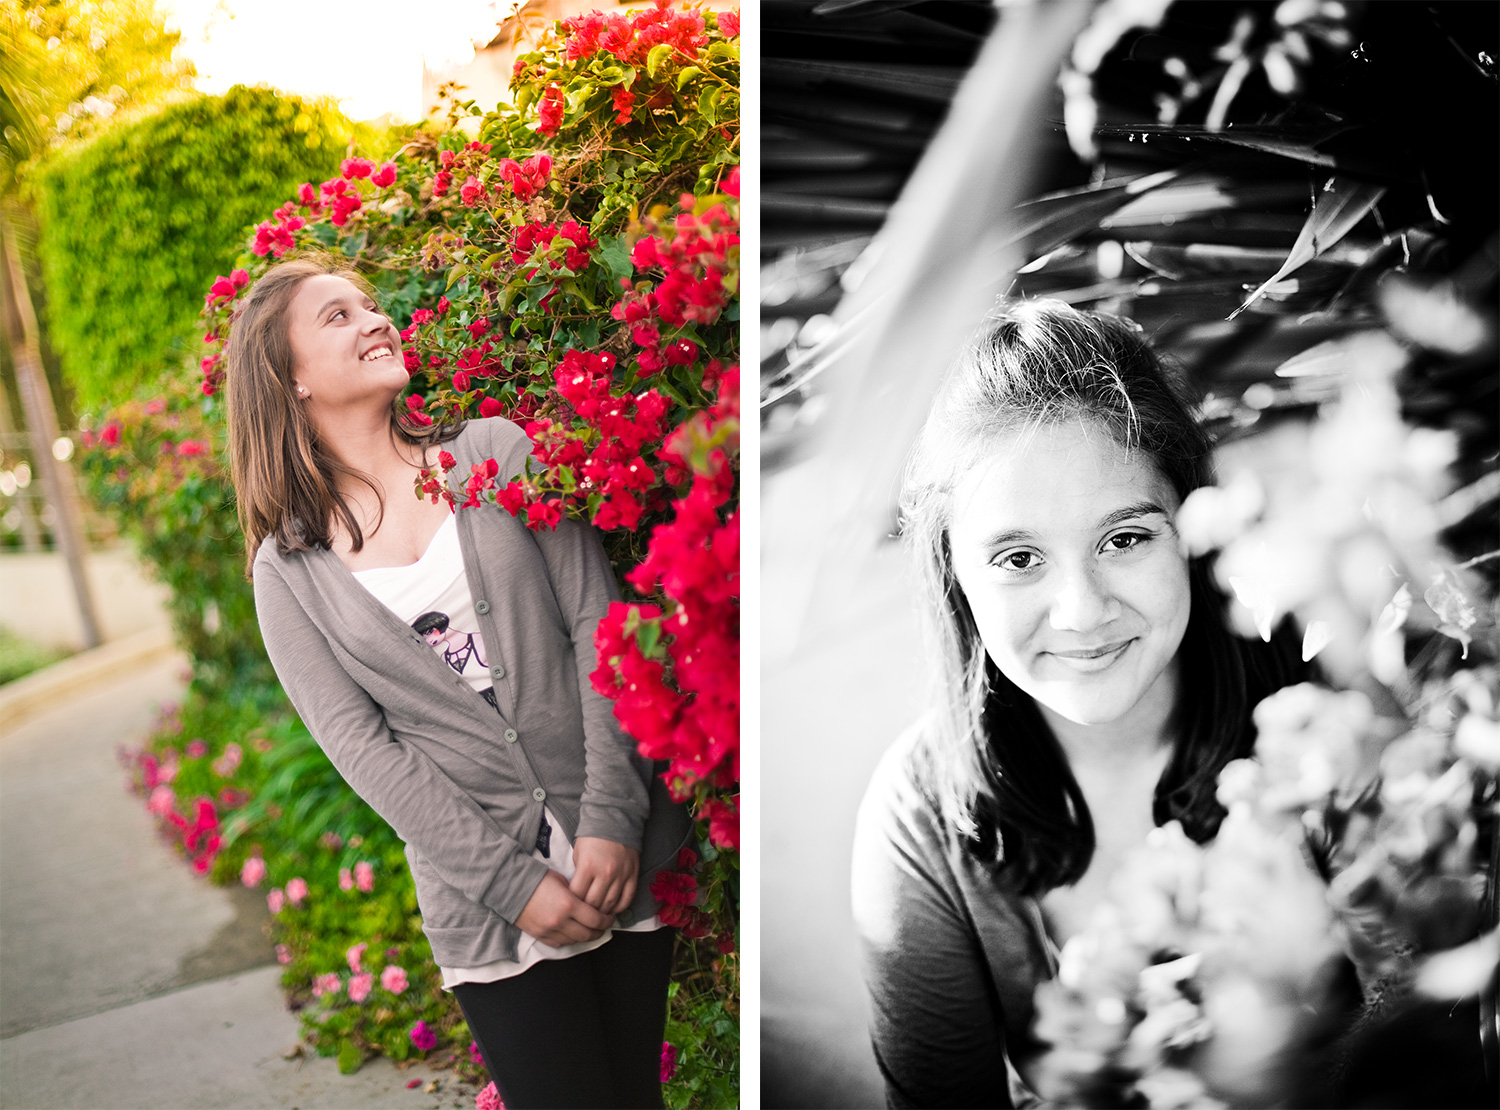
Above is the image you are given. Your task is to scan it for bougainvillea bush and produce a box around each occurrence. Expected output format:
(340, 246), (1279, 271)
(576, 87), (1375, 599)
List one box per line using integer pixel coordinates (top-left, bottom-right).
(88, 3), (738, 1104)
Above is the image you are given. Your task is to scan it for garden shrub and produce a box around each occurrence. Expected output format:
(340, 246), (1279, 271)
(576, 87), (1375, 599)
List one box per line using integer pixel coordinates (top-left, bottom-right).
(32, 86), (374, 412)
(91, 3), (739, 1103)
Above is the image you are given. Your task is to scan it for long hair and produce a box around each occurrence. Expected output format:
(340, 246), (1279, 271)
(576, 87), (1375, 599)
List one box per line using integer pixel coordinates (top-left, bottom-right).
(225, 255), (455, 576)
(900, 299), (1304, 896)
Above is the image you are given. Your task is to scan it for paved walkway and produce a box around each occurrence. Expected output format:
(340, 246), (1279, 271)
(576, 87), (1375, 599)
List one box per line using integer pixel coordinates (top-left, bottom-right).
(0, 651), (475, 1109)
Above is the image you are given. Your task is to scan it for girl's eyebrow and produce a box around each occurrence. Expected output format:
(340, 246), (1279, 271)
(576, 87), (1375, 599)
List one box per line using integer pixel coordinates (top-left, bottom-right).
(976, 501), (1171, 549)
(1097, 500), (1170, 528)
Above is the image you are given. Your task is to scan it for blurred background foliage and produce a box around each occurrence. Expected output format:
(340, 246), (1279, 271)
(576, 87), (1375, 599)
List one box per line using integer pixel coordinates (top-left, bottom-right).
(31, 86), (380, 411)
(761, 0), (1497, 514)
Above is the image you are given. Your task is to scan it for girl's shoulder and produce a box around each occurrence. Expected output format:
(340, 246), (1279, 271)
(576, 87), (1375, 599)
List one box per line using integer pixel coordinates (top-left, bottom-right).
(856, 714), (960, 865)
(449, 417), (530, 467)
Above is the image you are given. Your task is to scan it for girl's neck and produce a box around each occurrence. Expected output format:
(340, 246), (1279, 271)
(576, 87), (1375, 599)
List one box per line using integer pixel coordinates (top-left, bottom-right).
(317, 412), (424, 488)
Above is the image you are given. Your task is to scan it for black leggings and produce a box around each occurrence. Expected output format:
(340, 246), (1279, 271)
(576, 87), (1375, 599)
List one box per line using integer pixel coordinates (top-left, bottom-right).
(452, 927), (677, 1110)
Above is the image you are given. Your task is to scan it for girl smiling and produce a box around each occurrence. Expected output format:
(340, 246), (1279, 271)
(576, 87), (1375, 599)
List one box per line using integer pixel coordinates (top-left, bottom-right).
(851, 300), (1306, 1107)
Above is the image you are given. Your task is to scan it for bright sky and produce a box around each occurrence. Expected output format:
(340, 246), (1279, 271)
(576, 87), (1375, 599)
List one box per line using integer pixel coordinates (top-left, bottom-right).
(160, 0), (510, 122)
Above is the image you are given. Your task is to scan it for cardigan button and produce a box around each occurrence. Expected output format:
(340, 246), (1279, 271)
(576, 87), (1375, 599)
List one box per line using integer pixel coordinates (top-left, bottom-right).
(475, 600), (491, 614)
(491, 664), (506, 679)
(504, 728), (518, 743)
(532, 787), (546, 802)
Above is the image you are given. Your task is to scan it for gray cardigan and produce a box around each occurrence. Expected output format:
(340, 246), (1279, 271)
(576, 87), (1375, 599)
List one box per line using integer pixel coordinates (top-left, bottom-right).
(254, 416), (690, 968)
(851, 721), (1054, 1108)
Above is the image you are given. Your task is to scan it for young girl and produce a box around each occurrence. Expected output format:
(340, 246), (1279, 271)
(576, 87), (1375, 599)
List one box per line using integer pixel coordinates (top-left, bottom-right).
(851, 300), (1306, 1107)
(226, 255), (689, 1109)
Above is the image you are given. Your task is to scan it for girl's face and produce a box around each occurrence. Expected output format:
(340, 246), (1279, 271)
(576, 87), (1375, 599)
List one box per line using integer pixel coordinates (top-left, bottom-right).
(286, 274), (405, 422)
(947, 418), (1191, 738)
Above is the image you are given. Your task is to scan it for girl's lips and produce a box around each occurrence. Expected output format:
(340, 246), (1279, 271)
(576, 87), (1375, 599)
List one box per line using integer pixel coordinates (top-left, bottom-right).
(1045, 639), (1134, 673)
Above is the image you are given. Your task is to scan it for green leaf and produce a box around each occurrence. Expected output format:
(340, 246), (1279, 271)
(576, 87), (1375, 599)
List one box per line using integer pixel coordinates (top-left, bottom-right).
(676, 67), (702, 91)
(706, 41), (738, 62)
(445, 264), (470, 290)
(599, 239), (634, 283)
(647, 44), (673, 78)
(698, 87), (721, 126)
(337, 1040), (364, 1075)
(1233, 176), (1386, 317)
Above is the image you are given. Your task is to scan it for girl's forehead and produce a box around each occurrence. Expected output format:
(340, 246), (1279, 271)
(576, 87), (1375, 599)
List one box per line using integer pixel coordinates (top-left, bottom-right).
(949, 419), (1176, 533)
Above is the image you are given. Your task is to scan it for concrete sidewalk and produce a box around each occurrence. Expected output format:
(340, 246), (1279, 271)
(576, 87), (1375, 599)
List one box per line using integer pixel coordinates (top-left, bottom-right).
(0, 650), (476, 1109)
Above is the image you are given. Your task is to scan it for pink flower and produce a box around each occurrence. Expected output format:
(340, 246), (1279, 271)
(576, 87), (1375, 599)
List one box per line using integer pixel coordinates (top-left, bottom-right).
(354, 861), (375, 892)
(346, 942), (366, 973)
(381, 965), (409, 994)
(275, 944), (291, 965)
(147, 784), (176, 817)
(312, 973), (341, 998)
(267, 888), (285, 914)
(719, 10), (739, 38)
(186, 740), (207, 758)
(298, 182), (317, 205)
(240, 857), (266, 887)
(469, 1040), (484, 1065)
(409, 1020), (437, 1051)
(475, 1080), (503, 1110)
(371, 161), (397, 188)
(285, 877), (308, 905)
(339, 868), (354, 891)
(211, 742), (242, 776)
(341, 156), (374, 179)
(460, 175), (484, 207)
(348, 972), (373, 1003)
(229, 268), (249, 288)
(660, 1041), (678, 1083)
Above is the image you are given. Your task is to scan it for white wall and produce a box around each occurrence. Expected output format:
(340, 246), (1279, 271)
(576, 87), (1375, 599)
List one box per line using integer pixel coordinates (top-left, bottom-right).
(0, 547), (172, 650)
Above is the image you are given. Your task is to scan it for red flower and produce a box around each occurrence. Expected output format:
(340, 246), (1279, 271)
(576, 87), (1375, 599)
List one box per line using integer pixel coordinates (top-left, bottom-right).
(612, 87), (636, 123)
(432, 171), (453, 197)
(460, 175), (484, 207)
(723, 165), (740, 198)
(649, 869), (697, 906)
(700, 795), (739, 850)
(526, 498), (562, 531)
(479, 397), (503, 419)
(297, 182), (317, 205)
(204, 276), (237, 307)
(176, 440), (208, 457)
(537, 84), (565, 136)
(410, 309), (435, 325)
(100, 423), (121, 448)
(341, 157), (374, 179)
(452, 371), (471, 393)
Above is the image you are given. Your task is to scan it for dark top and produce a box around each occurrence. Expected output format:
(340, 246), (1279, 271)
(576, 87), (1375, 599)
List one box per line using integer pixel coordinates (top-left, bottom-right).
(851, 720), (1055, 1108)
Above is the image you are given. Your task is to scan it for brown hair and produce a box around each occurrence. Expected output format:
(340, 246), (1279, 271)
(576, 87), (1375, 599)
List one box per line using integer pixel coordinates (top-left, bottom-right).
(225, 255), (454, 575)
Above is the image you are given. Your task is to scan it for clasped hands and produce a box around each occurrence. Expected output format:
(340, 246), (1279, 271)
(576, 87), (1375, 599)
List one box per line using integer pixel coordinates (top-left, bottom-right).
(515, 836), (640, 948)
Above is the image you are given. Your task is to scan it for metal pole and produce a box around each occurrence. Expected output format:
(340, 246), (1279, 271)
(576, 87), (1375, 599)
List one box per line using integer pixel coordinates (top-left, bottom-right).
(1, 208), (101, 648)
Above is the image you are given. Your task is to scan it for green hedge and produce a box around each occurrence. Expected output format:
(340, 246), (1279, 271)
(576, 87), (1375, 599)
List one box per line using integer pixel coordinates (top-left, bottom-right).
(31, 86), (370, 412)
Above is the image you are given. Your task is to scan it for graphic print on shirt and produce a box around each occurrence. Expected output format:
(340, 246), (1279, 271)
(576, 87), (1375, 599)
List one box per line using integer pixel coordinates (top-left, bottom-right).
(412, 611), (488, 678)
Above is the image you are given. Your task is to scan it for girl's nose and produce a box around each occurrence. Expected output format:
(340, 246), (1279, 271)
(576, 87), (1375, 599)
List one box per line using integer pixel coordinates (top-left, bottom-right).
(1048, 562), (1120, 632)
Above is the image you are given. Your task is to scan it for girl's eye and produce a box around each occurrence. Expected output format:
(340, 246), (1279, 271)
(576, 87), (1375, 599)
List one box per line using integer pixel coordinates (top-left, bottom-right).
(331, 309), (347, 321)
(994, 550), (1041, 573)
(1104, 531), (1151, 553)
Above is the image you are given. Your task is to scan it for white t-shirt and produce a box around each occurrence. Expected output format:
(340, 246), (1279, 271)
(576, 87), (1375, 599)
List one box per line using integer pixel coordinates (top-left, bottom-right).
(352, 513), (660, 987)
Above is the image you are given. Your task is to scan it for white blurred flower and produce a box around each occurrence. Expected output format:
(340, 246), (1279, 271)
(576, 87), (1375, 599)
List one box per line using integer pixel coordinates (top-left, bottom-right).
(1454, 713), (1500, 773)
(1301, 619), (1333, 662)
(1424, 569), (1477, 659)
(1415, 929), (1500, 1000)
(1176, 471), (1264, 556)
